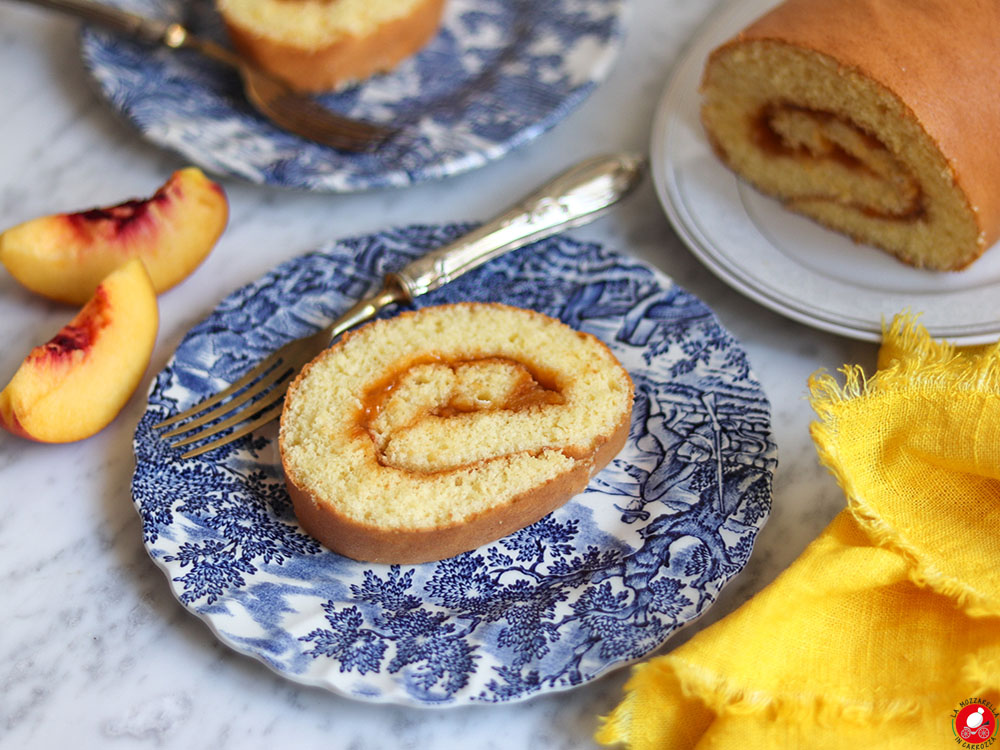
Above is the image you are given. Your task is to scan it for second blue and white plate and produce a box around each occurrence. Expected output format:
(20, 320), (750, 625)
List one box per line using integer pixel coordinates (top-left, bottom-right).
(80, 0), (627, 192)
(132, 225), (777, 706)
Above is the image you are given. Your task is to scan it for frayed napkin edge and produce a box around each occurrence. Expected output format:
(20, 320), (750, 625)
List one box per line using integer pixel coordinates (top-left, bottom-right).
(808, 313), (1000, 619)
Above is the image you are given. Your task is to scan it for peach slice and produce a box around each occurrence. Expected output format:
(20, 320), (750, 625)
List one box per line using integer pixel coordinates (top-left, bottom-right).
(0, 258), (158, 443)
(0, 167), (228, 304)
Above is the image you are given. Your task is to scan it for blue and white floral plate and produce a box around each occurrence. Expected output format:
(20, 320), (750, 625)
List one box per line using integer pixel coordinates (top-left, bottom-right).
(132, 225), (777, 707)
(80, 0), (627, 192)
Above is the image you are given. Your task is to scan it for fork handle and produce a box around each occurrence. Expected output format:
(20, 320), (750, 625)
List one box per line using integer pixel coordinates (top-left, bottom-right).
(389, 153), (646, 300)
(11, 0), (172, 42)
(11, 0), (247, 67)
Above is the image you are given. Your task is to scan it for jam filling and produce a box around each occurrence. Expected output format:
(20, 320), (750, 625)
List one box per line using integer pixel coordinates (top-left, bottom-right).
(356, 355), (564, 470)
(753, 102), (925, 220)
(360, 355), (562, 426)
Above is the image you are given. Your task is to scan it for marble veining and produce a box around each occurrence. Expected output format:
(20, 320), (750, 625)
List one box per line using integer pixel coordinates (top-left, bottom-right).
(0, 0), (876, 747)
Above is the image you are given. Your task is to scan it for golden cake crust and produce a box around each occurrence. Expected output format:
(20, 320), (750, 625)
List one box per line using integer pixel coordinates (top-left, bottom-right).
(284, 406), (631, 564)
(220, 0), (446, 92)
(278, 303), (634, 564)
(709, 0), (1000, 262)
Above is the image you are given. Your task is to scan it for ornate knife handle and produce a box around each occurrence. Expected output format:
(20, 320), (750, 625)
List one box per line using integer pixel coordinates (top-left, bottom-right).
(391, 153), (647, 300)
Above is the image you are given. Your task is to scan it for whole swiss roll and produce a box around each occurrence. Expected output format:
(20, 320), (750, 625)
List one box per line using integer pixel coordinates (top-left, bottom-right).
(700, 0), (1000, 270)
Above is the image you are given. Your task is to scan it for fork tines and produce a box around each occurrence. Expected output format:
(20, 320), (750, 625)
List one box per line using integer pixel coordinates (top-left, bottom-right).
(153, 355), (295, 459)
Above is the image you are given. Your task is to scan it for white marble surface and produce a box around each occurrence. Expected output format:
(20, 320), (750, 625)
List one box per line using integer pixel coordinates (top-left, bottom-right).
(0, 1), (878, 747)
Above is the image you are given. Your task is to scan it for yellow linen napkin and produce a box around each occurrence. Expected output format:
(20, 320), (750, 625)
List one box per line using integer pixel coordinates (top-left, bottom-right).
(596, 314), (1000, 749)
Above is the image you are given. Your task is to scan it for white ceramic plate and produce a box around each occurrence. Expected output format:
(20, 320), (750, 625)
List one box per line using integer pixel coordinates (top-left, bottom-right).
(651, 0), (1000, 344)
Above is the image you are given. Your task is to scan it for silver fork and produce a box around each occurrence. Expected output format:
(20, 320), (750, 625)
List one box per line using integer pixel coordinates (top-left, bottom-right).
(155, 153), (646, 459)
(13, 0), (394, 152)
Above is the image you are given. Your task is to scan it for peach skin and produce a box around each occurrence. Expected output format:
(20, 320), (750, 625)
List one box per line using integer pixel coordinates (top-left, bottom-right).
(0, 258), (158, 443)
(0, 167), (228, 304)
